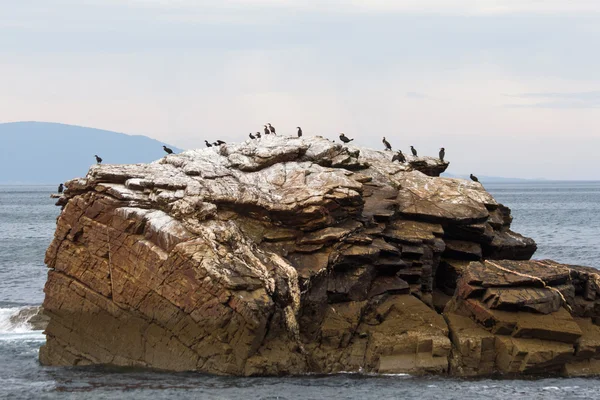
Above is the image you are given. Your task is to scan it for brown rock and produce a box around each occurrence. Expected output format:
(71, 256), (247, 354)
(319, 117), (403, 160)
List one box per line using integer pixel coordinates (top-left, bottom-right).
(482, 287), (563, 314)
(44, 135), (600, 378)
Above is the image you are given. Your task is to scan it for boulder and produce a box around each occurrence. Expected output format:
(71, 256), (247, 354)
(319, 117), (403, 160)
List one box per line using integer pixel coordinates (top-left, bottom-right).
(41, 135), (600, 377)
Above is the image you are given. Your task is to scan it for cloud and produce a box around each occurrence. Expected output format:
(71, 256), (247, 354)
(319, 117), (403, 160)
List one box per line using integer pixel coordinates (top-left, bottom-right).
(406, 91), (429, 99)
(504, 91), (600, 108)
(18, 0), (600, 16)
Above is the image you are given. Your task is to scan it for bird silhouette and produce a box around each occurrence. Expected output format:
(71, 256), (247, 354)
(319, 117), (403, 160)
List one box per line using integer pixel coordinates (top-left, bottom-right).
(205, 140), (213, 147)
(163, 145), (173, 154)
(249, 132), (256, 139)
(470, 174), (479, 182)
(410, 146), (417, 156)
(382, 137), (392, 151)
(268, 123), (276, 135)
(392, 150), (406, 163)
(264, 125), (270, 135)
(58, 183), (64, 193)
(94, 155), (102, 164)
(439, 147), (445, 162)
(297, 127), (303, 137)
(339, 133), (353, 143)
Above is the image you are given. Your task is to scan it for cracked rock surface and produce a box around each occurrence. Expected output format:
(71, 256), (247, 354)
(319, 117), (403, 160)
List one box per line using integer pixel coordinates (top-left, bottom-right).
(40, 135), (600, 376)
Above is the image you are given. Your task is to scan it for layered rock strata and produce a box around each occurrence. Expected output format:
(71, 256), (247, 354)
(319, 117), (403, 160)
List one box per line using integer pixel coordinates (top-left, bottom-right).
(40, 135), (599, 376)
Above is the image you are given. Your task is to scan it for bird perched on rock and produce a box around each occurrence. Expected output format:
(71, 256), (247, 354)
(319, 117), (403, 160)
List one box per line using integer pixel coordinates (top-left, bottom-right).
(58, 183), (64, 194)
(439, 147), (445, 162)
(256, 132), (262, 138)
(470, 174), (479, 182)
(264, 125), (270, 135)
(249, 132), (256, 139)
(163, 145), (173, 154)
(94, 155), (102, 164)
(339, 133), (353, 143)
(382, 137), (392, 151)
(268, 123), (276, 135)
(212, 142), (219, 146)
(204, 140), (213, 147)
(216, 140), (226, 145)
(410, 146), (417, 156)
(392, 150), (406, 163)
(297, 127), (303, 137)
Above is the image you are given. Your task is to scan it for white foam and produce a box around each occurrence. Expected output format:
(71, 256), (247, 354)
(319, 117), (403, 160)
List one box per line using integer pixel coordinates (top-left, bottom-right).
(0, 307), (37, 334)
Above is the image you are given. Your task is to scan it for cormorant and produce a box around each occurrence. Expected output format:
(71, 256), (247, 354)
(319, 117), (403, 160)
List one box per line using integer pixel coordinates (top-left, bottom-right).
(163, 145), (173, 154)
(256, 132), (262, 138)
(439, 147), (445, 162)
(249, 132), (256, 139)
(212, 142), (219, 146)
(382, 137), (392, 151)
(94, 155), (102, 164)
(58, 183), (64, 194)
(297, 127), (303, 137)
(392, 150), (406, 163)
(339, 133), (353, 143)
(264, 125), (270, 135)
(268, 123), (276, 134)
(205, 140), (213, 147)
(470, 174), (479, 182)
(410, 146), (417, 156)
(216, 140), (226, 145)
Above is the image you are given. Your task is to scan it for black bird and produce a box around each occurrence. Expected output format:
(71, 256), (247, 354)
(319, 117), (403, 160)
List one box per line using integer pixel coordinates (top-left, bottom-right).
(264, 125), (270, 135)
(268, 123), (276, 134)
(392, 150), (406, 163)
(94, 155), (102, 164)
(58, 183), (64, 194)
(163, 145), (173, 154)
(249, 132), (256, 139)
(470, 174), (479, 182)
(212, 142), (219, 146)
(256, 132), (262, 138)
(205, 140), (213, 147)
(216, 140), (226, 145)
(439, 147), (445, 162)
(339, 133), (353, 143)
(410, 146), (417, 156)
(382, 137), (392, 151)
(297, 127), (303, 137)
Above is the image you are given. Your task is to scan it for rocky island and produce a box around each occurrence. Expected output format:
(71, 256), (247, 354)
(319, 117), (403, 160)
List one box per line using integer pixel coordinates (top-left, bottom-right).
(40, 135), (600, 377)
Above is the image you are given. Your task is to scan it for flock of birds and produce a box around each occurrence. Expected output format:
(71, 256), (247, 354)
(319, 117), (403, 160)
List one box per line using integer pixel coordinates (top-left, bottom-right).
(63, 125), (480, 195)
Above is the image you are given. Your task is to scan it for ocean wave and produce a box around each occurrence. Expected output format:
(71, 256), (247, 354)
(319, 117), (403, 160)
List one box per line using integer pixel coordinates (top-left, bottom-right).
(0, 307), (40, 334)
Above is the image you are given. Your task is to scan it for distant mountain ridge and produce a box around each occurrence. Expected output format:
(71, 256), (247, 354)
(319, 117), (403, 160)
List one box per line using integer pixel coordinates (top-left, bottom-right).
(0, 122), (181, 184)
(441, 172), (547, 183)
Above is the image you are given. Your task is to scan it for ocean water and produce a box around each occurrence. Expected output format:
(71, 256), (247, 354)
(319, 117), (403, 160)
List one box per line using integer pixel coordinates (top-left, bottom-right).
(1, 182), (599, 399)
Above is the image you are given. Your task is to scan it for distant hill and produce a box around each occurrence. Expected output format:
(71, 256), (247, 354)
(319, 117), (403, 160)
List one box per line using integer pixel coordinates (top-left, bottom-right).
(441, 172), (547, 183)
(0, 122), (182, 184)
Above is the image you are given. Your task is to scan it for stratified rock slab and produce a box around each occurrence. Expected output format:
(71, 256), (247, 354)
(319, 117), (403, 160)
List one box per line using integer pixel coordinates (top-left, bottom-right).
(40, 135), (599, 377)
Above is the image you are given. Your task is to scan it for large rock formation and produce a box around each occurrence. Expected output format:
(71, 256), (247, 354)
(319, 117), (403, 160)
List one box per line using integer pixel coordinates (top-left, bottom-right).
(40, 135), (600, 376)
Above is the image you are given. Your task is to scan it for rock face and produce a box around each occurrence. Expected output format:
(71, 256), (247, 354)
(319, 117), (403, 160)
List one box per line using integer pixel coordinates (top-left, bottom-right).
(40, 135), (600, 376)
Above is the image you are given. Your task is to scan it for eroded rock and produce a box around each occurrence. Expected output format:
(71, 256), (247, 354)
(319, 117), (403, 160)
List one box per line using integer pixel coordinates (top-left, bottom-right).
(40, 134), (600, 377)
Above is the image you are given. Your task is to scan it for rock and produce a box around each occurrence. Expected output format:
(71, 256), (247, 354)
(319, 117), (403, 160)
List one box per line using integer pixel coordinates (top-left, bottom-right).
(482, 287), (563, 314)
(443, 240), (482, 261)
(9, 306), (49, 331)
(446, 313), (496, 376)
(40, 135), (600, 377)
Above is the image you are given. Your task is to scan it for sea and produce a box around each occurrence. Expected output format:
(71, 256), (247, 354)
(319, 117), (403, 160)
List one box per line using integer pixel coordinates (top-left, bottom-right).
(1, 182), (599, 399)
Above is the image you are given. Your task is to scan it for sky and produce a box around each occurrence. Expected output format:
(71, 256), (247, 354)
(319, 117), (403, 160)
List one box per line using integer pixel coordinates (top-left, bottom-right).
(1, 0), (599, 179)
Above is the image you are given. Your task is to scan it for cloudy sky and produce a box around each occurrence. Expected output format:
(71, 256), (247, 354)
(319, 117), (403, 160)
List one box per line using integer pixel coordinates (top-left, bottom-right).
(1, 0), (599, 179)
